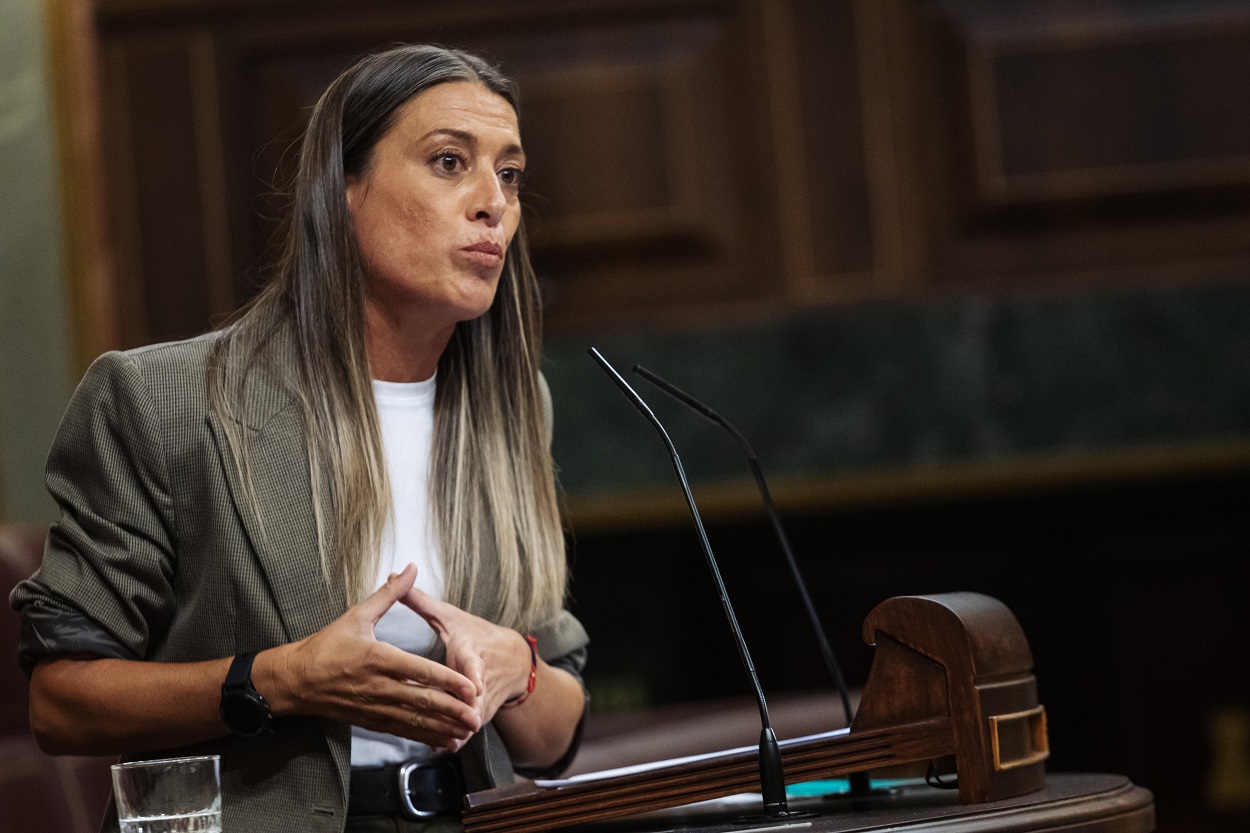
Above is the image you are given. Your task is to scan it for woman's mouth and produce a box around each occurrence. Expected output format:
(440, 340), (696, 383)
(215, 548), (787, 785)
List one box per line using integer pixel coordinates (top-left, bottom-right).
(461, 241), (504, 268)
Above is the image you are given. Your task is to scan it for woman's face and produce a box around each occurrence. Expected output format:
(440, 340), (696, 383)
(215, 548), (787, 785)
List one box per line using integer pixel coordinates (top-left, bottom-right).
(347, 81), (525, 334)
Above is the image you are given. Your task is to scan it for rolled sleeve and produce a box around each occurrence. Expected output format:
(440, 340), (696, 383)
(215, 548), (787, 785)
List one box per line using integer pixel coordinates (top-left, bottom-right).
(9, 351), (178, 671)
(16, 602), (133, 675)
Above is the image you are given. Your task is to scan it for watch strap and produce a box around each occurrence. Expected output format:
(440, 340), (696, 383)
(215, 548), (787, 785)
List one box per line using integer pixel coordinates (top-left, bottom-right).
(224, 651), (259, 693)
(221, 651), (272, 735)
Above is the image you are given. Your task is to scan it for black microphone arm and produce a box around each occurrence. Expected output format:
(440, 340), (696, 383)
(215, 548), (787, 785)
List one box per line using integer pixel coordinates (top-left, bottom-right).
(631, 364), (856, 727)
(588, 348), (799, 820)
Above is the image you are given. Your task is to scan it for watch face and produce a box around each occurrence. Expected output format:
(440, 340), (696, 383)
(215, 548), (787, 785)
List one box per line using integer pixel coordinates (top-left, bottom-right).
(221, 694), (267, 736)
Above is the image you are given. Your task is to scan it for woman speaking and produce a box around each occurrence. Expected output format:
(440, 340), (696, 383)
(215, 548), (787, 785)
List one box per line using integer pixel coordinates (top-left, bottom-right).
(10, 43), (589, 832)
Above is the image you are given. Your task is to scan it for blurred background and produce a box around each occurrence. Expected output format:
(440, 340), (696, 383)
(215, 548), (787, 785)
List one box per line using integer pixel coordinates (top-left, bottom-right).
(3, 1), (1250, 832)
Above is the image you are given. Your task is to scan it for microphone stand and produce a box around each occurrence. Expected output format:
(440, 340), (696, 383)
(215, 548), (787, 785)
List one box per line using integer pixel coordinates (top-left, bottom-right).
(590, 348), (812, 822)
(632, 363), (875, 799)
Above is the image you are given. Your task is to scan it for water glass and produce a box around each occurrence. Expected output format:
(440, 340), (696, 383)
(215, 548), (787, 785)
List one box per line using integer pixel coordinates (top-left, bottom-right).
(110, 754), (222, 833)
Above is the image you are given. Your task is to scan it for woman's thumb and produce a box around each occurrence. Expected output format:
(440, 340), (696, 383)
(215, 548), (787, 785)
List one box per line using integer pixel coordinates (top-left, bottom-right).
(356, 563), (417, 624)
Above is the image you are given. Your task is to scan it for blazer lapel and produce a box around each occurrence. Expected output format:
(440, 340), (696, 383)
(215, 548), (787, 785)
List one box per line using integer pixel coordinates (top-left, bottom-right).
(206, 329), (347, 644)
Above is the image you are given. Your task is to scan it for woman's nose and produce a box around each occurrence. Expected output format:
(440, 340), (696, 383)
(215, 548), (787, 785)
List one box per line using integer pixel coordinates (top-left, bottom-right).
(468, 169), (507, 225)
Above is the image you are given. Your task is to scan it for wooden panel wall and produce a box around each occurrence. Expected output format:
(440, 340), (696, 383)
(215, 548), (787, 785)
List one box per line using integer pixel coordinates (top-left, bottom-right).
(877, 0), (1250, 292)
(81, 0), (1250, 351)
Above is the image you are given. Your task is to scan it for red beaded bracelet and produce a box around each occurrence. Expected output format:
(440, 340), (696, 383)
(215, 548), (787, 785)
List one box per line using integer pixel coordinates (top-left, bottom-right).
(501, 635), (538, 709)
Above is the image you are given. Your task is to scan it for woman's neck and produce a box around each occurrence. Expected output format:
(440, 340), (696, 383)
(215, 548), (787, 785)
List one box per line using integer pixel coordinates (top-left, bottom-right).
(363, 301), (455, 383)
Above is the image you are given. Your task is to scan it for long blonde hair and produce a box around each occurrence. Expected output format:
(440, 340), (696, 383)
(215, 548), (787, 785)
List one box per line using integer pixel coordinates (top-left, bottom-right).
(208, 44), (566, 631)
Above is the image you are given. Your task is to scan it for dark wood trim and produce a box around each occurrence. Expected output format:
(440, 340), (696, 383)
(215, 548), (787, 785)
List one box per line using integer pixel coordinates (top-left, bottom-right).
(561, 438), (1250, 533)
(45, 0), (122, 372)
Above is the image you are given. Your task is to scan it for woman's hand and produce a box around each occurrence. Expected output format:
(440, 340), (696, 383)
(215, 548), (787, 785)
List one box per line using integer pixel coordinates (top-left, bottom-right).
(254, 564), (481, 752)
(28, 565), (483, 757)
(400, 583), (589, 770)
(400, 585), (534, 725)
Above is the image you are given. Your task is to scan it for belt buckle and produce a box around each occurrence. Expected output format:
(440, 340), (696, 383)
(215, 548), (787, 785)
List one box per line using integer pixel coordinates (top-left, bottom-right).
(397, 761), (439, 820)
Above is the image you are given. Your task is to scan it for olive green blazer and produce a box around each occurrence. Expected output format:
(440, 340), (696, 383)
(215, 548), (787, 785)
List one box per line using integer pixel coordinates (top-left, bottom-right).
(10, 327), (589, 833)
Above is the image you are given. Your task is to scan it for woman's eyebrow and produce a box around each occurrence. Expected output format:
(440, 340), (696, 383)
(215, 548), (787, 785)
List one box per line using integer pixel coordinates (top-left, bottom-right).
(419, 128), (525, 160)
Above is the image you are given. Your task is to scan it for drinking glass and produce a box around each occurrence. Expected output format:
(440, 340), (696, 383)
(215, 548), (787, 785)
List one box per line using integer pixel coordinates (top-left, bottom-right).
(110, 754), (222, 833)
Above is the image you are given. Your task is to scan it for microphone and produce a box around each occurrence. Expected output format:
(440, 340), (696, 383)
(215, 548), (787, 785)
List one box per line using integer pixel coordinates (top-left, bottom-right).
(631, 365), (854, 720)
(589, 347), (810, 822)
(631, 364), (873, 798)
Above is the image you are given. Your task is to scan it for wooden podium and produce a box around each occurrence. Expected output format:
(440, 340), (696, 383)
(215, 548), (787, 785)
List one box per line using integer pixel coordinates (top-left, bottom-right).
(461, 592), (1154, 833)
(556, 773), (1155, 833)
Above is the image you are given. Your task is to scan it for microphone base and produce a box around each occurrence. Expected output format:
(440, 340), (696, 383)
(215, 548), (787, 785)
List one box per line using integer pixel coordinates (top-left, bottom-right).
(731, 809), (820, 826)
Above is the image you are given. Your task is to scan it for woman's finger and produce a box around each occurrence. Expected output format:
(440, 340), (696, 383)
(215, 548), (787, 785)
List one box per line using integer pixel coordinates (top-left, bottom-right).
(351, 669), (481, 733)
(353, 563), (418, 625)
(371, 642), (479, 706)
(461, 652), (486, 698)
(400, 585), (455, 630)
(360, 700), (476, 747)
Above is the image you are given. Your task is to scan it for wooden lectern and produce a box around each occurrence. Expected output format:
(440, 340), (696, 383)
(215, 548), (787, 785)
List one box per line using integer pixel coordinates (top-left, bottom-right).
(461, 592), (1153, 833)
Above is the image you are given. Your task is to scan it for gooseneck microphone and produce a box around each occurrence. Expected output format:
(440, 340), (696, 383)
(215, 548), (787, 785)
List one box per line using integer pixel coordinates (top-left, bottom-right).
(631, 365), (855, 724)
(632, 364), (873, 799)
(589, 348), (807, 821)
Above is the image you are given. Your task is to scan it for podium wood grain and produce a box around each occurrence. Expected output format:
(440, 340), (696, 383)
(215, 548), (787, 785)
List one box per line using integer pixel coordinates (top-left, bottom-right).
(463, 593), (1055, 833)
(465, 719), (953, 832)
(566, 773), (1154, 833)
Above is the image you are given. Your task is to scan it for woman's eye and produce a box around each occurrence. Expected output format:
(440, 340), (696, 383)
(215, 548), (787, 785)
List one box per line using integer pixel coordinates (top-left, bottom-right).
(434, 152), (464, 173)
(499, 167), (525, 189)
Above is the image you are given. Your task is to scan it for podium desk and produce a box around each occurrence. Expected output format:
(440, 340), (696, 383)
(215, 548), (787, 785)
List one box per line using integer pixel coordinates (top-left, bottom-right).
(464, 593), (1154, 833)
(561, 773), (1154, 833)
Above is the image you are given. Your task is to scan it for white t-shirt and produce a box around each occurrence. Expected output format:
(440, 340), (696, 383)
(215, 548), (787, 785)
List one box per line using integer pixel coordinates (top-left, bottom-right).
(350, 376), (445, 768)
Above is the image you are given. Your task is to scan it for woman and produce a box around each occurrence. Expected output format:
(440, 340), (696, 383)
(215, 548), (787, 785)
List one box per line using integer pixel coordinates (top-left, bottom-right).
(10, 43), (589, 832)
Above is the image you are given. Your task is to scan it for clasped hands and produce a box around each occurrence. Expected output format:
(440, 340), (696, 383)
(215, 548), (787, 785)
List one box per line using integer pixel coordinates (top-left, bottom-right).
(268, 563), (535, 753)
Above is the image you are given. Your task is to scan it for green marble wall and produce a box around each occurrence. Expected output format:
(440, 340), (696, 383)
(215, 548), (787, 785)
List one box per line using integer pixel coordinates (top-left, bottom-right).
(543, 281), (1250, 498)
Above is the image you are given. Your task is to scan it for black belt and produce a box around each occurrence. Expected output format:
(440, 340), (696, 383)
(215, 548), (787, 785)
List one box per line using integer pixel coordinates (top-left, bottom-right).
(348, 759), (465, 820)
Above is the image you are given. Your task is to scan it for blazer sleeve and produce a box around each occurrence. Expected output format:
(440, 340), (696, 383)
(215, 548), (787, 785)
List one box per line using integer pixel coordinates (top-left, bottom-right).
(9, 351), (179, 673)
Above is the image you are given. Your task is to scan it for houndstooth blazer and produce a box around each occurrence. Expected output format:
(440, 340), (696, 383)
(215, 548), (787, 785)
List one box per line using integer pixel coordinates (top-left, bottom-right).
(10, 325), (589, 833)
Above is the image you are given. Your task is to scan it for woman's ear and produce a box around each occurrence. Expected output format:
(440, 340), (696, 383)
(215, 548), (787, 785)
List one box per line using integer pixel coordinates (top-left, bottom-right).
(344, 173), (362, 212)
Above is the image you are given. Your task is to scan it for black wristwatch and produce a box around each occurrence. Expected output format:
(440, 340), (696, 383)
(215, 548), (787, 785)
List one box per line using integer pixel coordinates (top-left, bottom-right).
(220, 652), (273, 736)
